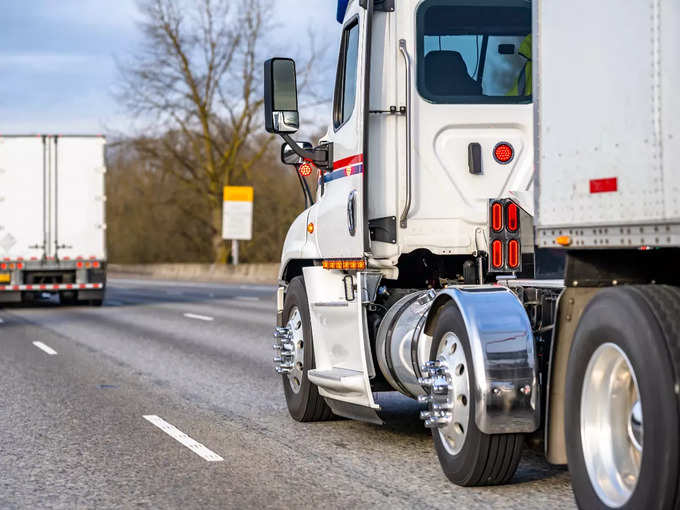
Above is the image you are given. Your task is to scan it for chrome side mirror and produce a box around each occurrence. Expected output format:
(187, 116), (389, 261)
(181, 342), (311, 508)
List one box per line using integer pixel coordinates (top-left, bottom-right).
(264, 58), (299, 134)
(281, 141), (313, 166)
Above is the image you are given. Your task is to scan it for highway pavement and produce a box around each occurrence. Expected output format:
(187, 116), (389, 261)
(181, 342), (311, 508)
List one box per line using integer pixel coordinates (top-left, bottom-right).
(0, 278), (576, 509)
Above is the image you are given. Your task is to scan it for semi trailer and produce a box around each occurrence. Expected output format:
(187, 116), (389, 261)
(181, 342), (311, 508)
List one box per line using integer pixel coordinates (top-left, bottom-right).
(0, 135), (107, 305)
(264, 0), (679, 508)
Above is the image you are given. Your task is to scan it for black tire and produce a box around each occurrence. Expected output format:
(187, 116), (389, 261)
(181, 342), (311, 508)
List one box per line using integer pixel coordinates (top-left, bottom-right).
(430, 302), (523, 486)
(281, 276), (334, 422)
(565, 286), (680, 510)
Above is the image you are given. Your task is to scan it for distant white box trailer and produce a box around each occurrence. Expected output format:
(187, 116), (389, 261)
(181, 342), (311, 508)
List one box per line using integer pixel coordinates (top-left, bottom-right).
(0, 135), (107, 305)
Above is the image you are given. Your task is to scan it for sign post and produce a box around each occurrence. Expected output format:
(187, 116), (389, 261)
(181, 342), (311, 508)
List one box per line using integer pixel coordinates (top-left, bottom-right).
(222, 186), (254, 266)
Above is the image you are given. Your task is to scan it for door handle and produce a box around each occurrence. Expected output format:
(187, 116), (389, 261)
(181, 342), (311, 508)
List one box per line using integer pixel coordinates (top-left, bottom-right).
(347, 190), (357, 236)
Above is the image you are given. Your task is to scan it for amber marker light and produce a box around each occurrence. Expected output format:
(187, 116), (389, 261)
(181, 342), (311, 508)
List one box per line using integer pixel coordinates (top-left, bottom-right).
(556, 235), (572, 246)
(307, 223), (314, 234)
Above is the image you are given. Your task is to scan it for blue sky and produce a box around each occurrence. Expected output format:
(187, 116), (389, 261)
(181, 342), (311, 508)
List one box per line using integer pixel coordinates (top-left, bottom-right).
(0, 0), (339, 135)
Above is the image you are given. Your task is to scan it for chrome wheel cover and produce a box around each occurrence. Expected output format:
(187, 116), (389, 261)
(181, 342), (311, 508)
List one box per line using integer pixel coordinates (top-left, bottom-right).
(286, 307), (305, 394)
(436, 332), (470, 456)
(580, 342), (642, 507)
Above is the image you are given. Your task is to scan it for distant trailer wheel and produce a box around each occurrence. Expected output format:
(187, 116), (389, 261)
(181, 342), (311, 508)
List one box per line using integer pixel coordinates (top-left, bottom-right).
(279, 276), (334, 422)
(429, 302), (523, 486)
(565, 286), (680, 510)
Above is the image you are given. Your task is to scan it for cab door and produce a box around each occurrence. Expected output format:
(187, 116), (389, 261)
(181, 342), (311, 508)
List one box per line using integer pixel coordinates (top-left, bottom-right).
(316, 10), (366, 259)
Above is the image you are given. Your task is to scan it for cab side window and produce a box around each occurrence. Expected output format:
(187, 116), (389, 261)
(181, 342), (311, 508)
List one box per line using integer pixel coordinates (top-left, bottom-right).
(333, 19), (360, 129)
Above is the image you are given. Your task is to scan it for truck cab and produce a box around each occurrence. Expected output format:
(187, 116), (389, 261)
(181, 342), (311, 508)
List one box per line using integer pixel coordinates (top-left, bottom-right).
(280, 0), (533, 283)
(267, 0), (538, 480)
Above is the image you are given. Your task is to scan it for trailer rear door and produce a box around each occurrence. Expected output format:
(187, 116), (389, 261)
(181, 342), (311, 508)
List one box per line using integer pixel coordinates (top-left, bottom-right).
(0, 136), (47, 260)
(53, 136), (106, 261)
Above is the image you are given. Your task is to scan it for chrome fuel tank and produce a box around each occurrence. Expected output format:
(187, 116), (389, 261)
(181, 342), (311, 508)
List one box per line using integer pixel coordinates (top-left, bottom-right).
(375, 290), (436, 398)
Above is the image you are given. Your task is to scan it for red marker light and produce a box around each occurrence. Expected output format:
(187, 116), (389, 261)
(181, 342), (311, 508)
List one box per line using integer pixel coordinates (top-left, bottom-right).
(491, 240), (503, 269)
(491, 202), (503, 232)
(494, 143), (514, 164)
(508, 240), (520, 269)
(507, 203), (519, 232)
(299, 162), (314, 177)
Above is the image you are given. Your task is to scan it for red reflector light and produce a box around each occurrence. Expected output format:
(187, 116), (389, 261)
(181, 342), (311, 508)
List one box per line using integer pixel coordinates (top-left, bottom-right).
(491, 202), (503, 232)
(507, 203), (519, 232)
(508, 240), (520, 269)
(491, 240), (503, 269)
(299, 162), (314, 177)
(494, 143), (514, 164)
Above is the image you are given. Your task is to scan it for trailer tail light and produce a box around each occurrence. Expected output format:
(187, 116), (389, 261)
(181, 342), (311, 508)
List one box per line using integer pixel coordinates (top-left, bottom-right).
(506, 203), (519, 232)
(77, 261), (84, 268)
(93, 261), (100, 268)
(16, 263), (23, 270)
(491, 202), (503, 232)
(508, 240), (520, 269)
(491, 240), (503, 269)
(493, 142), (514, 164)
(322, 259), (366, 271)
(0, 263), (6, 270)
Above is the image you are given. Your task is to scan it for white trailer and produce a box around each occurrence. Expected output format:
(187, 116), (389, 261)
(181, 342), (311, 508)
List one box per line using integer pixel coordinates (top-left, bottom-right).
(0, 135), (107, 305)
(264, 0), (679, 508)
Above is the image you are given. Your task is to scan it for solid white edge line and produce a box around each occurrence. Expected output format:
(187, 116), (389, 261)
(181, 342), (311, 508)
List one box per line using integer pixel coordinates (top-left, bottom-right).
(142, 415), (224, 462)
(0, 318), (4, 323)
(183, 313), (214, 322)
(33, 341), (57, 355)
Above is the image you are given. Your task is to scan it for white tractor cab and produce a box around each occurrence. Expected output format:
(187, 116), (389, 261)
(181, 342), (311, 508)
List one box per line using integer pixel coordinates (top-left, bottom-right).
(265, 0), (540, 485)
(265, 0), (680, 506)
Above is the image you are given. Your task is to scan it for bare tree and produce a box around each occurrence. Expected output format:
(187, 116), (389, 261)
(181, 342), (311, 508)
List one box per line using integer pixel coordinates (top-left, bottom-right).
(117, 0), (280, 263)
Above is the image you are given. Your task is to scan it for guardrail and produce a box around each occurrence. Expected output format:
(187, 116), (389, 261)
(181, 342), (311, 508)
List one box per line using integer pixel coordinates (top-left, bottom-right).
(108, 263), (279, 284)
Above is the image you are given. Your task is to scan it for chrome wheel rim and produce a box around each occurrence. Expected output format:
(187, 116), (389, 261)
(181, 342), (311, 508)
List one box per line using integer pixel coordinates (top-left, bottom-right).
(286, 307), (305, 394)
(581, 342), (642, 507)
(436, 332), (470, 456)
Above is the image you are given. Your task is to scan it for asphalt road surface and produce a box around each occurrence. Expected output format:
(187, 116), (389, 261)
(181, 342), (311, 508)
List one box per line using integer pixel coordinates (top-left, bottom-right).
(0, 278), (576, 509)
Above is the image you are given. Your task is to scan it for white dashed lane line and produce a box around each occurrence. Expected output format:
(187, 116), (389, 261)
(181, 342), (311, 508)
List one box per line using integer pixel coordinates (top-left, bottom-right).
(33, 341), (58, 355)
(234, 296), (259, 302)
(143, 415), (224, 462)
(183, 313), (214, 322)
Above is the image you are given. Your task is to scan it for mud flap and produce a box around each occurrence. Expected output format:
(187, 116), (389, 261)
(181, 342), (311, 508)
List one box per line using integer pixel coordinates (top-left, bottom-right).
(302, 267), (381, 423)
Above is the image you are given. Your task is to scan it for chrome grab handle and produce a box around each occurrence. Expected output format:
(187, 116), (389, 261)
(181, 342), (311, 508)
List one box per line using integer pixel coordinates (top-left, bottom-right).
(399, 39), (412, 229)
(347, 190), (357, 236)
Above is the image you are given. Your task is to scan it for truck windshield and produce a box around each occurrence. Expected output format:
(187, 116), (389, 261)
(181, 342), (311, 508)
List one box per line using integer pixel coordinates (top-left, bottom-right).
(417, 0), (532, 104)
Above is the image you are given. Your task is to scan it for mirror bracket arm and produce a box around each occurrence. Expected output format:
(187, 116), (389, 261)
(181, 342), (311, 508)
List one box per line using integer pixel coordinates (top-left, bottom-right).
(280, 134), (331, 170)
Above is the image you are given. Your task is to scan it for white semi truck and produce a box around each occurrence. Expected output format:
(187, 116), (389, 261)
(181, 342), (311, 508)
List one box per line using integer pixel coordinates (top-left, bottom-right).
(264, 0), (679, 508)
(0, 135), (107, 305)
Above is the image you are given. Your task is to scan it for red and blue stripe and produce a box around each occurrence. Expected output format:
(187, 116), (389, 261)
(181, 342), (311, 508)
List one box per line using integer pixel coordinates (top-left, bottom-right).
(323, 154), (364, 183)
